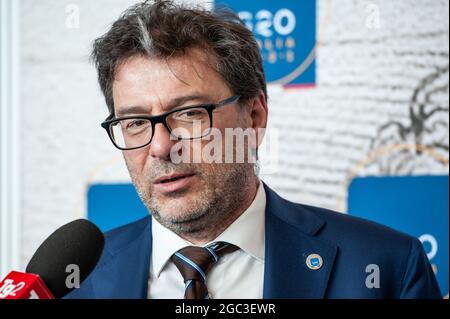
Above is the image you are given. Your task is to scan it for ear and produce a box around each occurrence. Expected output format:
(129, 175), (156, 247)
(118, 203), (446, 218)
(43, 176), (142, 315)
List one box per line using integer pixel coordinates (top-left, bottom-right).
(247, 90), (268, 149)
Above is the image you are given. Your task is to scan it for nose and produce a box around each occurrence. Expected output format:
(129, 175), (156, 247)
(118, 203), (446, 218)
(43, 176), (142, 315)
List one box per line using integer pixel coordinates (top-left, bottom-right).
(148, 123), (175, 161)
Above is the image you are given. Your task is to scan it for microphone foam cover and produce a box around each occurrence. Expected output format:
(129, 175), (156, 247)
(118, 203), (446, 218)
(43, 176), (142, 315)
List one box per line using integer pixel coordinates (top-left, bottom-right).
(26, 219), (105, 298)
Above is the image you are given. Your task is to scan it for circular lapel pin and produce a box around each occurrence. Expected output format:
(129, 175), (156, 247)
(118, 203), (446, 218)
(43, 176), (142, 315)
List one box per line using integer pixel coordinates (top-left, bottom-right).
(306, 254), (323, 270)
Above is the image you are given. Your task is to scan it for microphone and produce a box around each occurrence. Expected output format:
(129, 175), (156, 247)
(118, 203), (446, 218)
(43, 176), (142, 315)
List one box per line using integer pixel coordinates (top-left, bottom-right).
(0, 219), (105, 299)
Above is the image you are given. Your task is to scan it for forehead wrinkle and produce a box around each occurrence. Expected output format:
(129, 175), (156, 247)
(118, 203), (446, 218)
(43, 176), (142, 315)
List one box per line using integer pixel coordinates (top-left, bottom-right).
(164, 47), (217, 89)
(113, 49), (231, 117)
(164, 56), (191, 88)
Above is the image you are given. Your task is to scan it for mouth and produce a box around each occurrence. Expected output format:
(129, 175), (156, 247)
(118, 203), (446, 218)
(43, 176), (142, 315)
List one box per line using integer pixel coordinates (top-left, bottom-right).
(153, 172), (197, 194)
(154, 173), (196, 184)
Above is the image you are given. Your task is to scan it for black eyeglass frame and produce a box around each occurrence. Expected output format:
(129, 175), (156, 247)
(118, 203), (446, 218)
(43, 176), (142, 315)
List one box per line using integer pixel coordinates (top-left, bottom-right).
(101, 95), (241, 151)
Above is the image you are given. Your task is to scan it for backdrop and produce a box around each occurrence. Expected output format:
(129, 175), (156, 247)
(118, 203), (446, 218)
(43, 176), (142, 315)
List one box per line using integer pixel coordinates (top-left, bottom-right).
(3, 0), (447, 297)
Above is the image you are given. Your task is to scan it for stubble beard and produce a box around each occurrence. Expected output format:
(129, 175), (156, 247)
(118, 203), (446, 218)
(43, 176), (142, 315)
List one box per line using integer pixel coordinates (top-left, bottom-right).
(129, 160), (256, 242)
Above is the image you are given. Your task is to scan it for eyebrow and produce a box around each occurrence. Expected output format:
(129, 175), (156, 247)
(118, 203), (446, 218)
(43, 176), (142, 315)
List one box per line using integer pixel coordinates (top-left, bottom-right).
(115, 94), (210, 117)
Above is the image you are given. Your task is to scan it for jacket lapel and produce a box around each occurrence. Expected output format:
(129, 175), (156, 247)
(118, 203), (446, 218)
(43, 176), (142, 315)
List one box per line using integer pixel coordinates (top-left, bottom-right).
(88, 184), (337, 299)
(262, 184), (338, 299)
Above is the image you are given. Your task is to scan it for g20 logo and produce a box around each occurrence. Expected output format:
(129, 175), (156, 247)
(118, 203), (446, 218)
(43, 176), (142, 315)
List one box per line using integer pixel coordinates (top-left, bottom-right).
(238, 9), (297, 37)
(216, 0), (317, 86)
(419, 234), (438, 261)
(419, 234), (439, 278)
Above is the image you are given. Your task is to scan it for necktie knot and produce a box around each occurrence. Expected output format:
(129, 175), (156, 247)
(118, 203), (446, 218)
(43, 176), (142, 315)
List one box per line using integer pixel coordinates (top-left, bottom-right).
(171, 242), (238, 299)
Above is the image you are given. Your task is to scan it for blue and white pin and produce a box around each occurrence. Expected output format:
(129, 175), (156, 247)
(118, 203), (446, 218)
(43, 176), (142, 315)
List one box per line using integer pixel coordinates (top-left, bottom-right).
(306, 253), (323, 270)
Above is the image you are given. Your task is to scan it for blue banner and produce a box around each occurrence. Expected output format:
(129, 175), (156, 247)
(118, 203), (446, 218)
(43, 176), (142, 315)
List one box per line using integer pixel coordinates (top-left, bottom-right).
(215, 0), (316, 87)
(348, 175), (449, 297)
(87, 183), (148, 232)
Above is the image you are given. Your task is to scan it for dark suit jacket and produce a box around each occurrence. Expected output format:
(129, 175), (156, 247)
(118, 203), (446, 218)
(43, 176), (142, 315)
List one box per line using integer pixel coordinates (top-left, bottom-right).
(66, 183), (441, 298)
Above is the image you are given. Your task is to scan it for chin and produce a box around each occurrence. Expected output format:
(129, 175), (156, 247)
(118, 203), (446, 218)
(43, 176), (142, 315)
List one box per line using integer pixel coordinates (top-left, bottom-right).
(156, 199), (193, 219)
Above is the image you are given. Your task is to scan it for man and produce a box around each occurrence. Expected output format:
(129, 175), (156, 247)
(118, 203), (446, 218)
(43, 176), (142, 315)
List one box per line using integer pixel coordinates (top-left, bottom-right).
(66, 0), (441, 299)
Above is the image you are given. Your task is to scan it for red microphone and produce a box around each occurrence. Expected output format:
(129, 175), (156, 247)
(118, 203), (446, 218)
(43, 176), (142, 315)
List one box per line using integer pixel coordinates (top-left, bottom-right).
(0, 271), (54, 299)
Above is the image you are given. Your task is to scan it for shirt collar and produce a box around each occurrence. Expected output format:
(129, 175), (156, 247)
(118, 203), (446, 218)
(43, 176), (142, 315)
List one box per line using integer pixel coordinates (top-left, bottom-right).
(151, 180), (266, 277)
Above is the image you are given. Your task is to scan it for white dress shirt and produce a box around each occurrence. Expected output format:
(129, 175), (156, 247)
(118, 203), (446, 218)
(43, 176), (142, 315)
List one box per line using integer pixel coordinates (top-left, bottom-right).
(147, 181), (266, 299)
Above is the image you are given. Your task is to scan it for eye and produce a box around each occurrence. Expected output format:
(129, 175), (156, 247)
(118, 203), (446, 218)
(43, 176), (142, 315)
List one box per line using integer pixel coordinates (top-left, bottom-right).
(181, 110), (202, 117)
(125, 119), (148, 130)
(175, 108), (207, 120)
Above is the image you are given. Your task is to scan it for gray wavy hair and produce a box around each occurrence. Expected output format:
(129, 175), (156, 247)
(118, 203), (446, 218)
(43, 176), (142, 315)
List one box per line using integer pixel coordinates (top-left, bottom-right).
(91, 0), (267, 115)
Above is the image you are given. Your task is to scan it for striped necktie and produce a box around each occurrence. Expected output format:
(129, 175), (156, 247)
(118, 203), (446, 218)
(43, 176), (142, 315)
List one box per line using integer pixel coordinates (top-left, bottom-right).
(171, 241), (239, 299)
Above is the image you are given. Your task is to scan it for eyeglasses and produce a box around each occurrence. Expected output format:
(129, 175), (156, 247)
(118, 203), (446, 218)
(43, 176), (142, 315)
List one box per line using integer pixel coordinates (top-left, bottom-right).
(101, 95), (241, 150)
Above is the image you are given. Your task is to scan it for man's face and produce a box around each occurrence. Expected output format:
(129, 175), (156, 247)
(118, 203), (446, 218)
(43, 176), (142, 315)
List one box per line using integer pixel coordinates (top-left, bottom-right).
(112, 49), (258, 239)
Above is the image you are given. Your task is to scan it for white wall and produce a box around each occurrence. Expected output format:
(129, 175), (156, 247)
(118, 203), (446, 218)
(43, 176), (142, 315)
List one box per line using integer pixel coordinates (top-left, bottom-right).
(18, 0), (449, 269)
(0, 0), (21, 278)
